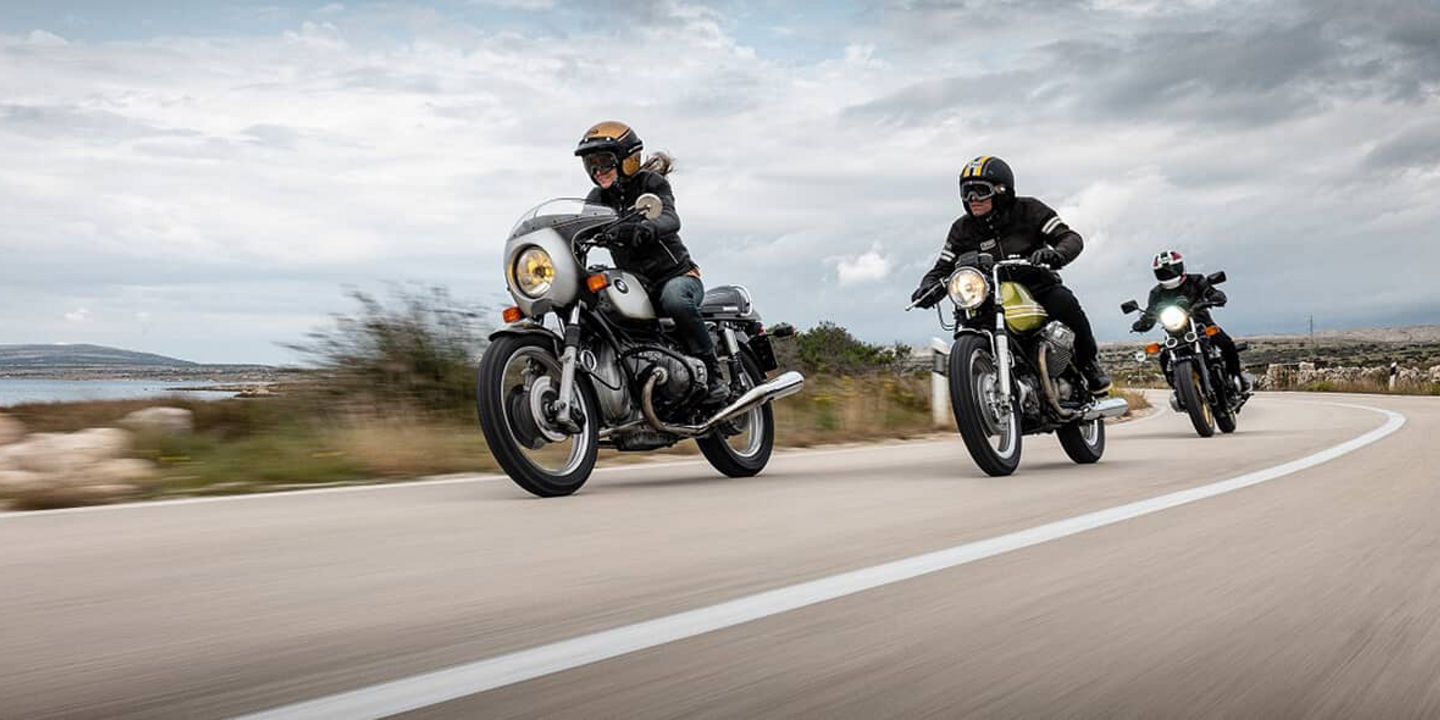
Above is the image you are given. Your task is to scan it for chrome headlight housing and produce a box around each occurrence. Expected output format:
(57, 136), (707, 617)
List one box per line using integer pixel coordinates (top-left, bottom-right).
(947, 268), (989, 309)
(512, 246), (555, 298)
(1159, 305), (1189, 332)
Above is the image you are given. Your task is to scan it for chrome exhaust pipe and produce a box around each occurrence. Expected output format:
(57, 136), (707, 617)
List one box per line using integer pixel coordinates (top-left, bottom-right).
(642, 370), (806, 437)
(1081, 396), (1130, 421)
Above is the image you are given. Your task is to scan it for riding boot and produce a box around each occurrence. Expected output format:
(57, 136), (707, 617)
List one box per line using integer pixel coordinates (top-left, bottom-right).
(700, 355), (730, 405)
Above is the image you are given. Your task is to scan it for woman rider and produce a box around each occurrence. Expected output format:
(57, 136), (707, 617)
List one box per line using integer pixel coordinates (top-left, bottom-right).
(574, 121), (728, 404)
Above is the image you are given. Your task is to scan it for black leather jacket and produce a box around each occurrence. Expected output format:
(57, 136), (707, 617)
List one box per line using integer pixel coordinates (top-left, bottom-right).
(921, 196), (1083, 291)
(1133, 274), (1228, 331)
(585, 171), (695, 287)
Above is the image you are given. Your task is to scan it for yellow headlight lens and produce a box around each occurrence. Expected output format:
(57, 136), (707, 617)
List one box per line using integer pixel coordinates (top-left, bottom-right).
(947, 268), (989, 309)
(1160, 305), (1189, 331)
(514, 246), (554, 298)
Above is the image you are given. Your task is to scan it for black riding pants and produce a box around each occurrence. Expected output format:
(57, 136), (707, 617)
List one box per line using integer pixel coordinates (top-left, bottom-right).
(1030, 283), (1098, 367)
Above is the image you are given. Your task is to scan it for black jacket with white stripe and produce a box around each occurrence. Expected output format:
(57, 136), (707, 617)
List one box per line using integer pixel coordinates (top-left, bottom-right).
(920, 196), (1082, 291)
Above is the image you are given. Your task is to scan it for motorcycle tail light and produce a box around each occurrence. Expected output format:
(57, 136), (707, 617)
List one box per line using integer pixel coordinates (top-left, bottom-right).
(1204, 325), (1220, 337)
(1145, 343), (1161, 355)
(586, 273), (610, 292)
(502, 306), (523, 324)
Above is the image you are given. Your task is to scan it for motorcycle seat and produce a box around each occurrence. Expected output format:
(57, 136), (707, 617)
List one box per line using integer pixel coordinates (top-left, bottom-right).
(700, 285), (758, 320)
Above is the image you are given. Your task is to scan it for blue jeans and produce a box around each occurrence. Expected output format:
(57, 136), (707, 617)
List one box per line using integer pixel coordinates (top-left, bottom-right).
(655, 275), (715, 358)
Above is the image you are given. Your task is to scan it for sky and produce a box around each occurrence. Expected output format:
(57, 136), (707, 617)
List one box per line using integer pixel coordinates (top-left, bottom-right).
(1, 0), (1437, 364)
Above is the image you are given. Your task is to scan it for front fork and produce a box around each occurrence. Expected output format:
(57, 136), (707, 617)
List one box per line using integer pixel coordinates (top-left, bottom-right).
(551, 305), (584, 434)
(991, 271), (1014, 413)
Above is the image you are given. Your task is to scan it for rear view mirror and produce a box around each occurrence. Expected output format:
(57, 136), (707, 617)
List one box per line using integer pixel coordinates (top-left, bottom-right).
(1120, 300), (1140, 314)
(1207, 271), (1227, 285)
(634, 193), (663, 221)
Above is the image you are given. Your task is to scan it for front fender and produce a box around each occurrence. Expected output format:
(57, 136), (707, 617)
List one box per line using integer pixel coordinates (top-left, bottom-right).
(489, 320), (562, 353)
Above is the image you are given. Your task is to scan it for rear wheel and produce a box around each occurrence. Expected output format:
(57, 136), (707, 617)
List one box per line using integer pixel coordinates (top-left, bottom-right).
(696, 352), (775, 477)
(1174, 360), (1215, 438)
(1057, 416), (1105, 463)
(949, 334), (1022, 476)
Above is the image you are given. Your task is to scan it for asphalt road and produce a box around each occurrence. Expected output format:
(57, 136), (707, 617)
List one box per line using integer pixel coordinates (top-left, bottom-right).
(2, 391), (1436, 719)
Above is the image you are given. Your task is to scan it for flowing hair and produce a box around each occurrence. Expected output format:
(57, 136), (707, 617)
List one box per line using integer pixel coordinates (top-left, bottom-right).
(641, 150), (675, 176)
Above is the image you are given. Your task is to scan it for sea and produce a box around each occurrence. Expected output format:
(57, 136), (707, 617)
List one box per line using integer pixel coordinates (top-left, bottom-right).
(0, 379), (250, 407)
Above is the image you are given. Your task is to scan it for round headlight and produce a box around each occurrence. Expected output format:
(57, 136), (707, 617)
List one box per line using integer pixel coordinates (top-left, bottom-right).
(947, 268), (989, 309)
(513, 246), (555, 298)
(1159, 305), (1189, 331)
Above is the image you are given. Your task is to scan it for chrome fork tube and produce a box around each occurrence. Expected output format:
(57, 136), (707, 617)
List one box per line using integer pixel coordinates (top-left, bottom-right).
(992, 268), (1013, 403)
(552, 305), (584, 430)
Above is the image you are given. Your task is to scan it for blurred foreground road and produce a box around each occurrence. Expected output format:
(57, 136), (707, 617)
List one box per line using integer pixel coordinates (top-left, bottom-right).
(3, 392), (1439, 719)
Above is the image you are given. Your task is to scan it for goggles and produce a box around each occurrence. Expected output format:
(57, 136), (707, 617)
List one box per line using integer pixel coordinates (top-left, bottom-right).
(961, 181), (998, 202)
(582, 152), (620, 177)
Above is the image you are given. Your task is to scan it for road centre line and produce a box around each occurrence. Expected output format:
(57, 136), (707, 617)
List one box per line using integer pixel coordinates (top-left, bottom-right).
(235, 400), (1405, 720)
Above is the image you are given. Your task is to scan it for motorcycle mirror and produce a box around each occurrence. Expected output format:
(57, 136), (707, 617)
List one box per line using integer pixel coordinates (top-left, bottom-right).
(634, 193), (663, 221)
(1120, 299), (1140, 314)
(1206, 271), (1227, 285)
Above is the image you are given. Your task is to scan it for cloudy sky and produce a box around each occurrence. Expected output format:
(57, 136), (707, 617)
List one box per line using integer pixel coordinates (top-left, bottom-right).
(1, 0), (1437, 363)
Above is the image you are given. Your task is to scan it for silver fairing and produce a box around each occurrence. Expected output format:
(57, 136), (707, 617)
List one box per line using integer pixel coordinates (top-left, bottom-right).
(504, 227), (581, 316)
(602, 270), (657, 321)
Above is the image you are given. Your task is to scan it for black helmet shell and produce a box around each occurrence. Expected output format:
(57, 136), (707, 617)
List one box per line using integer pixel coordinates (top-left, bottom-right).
(958, 155), (1016, 213)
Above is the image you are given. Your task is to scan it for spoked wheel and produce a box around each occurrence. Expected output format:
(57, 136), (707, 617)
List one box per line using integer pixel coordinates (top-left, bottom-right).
(477, 334), (600, 497)
(697, 353), (775, 477)
(1174, 360), (1215, 438)
(949, 334), (1022, 476)
(1057, 416), (1105, 464)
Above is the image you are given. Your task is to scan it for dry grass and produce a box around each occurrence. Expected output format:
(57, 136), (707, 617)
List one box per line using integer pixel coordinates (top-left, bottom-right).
(327, 419), (496, 477)
(773, 374), (936, 447)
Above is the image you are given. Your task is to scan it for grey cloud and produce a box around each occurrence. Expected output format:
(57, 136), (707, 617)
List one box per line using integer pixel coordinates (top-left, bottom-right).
(1367, 122), (1440, 171)
(0, 104), (200, 142)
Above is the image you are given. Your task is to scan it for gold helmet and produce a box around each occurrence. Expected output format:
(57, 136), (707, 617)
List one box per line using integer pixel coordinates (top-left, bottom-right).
(575, 121), (644, 184)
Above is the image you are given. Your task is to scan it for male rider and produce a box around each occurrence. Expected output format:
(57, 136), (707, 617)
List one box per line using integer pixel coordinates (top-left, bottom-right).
(574, 121), (728, 403)
(1131, 250), (1252, 393)
(913, 156), (1111, 394)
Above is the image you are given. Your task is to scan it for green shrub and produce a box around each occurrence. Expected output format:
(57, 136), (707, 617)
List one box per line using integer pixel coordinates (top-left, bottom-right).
(287, 284), (492, 414)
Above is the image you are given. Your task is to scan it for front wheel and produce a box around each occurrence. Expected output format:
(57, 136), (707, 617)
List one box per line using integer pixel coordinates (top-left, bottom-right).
(949, 334), (1022, 476)
(1174, 360), (1216, 438)
(696, 352), (775, 477)
(1057, 417), (1105, 463)
(477, 334), (600, 497)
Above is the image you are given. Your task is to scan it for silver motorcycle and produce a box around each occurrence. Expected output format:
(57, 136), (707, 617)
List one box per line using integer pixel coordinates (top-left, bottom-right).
(477, 194), (804, 497)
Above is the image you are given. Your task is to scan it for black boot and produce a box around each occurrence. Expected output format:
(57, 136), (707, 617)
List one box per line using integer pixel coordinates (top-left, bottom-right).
(1081, 361), (1112, 396)
(700, 355), (730, 405)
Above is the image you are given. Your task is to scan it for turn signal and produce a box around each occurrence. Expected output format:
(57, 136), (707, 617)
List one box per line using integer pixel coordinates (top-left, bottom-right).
(1145, 343), (1161, 355)
(586, 273), (610, 292)
(1204, 325), (1220, 337)
(502, 306), (523, 324)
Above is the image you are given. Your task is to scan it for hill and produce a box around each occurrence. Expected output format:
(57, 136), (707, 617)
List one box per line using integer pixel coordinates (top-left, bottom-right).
(0, 344), (197, 368)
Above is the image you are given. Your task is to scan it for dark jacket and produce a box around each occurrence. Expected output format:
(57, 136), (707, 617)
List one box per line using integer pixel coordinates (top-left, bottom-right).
(1133, 274), (1228, 331)
(585, 171), (695, 288)
(920, 196), (1082, 291)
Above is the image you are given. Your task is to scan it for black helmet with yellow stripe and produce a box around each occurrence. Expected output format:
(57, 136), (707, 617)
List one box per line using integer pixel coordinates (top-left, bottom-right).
(958, 155), (1015, 214)
(575, 121), (644, 185)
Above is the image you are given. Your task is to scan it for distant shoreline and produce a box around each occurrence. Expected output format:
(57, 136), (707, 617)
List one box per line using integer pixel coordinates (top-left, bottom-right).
(0, 366), (290, 382)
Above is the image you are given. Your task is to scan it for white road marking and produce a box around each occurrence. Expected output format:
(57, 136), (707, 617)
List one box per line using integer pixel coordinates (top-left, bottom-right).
(234, 401), (1406, 720)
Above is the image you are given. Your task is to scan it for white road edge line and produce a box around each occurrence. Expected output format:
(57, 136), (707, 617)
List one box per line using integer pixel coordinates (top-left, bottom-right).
(234, 401), (1405, 720)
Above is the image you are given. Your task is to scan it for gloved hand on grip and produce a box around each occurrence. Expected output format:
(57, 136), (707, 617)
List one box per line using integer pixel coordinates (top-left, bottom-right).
(1029, 246), (1065, 269)
(911, 284), (942, 309)
(1131, 318), (1153, 333)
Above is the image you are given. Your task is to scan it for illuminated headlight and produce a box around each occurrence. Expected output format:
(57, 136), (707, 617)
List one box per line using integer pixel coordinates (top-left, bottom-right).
(947, 268), (989, 309)
(513, 246), (555, 298)
(1159, 305), (1189, 332)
